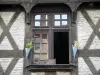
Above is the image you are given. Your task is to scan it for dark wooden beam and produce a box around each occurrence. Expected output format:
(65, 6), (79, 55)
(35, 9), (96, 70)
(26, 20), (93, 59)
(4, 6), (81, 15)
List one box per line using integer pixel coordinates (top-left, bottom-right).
(4, 58), (19, 75)
(0, 64), (4, 74)
(0, 50), (23, 58)
(81, 10), (100, 40)
(78, 50), (100, 57)
(83, 57), (99, 75)
(0, 12), (20, 51)
(26, 64), (76, 72)
(81, 10), (100, 50)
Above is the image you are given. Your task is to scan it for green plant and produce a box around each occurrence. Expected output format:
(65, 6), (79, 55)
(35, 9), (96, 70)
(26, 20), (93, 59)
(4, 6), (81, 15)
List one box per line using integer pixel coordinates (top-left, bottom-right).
(25, 39), (33, 49)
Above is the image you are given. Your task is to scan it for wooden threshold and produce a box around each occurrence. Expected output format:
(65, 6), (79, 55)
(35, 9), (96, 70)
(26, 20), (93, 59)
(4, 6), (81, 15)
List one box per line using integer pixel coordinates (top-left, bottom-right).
(26, 64), (76, 72)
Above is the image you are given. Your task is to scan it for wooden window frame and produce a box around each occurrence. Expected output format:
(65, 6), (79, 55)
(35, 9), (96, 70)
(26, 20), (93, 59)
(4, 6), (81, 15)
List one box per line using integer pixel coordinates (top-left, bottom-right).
(26, 4), (76, 71)
(52, 13), (68, 27)
(32, 13), (50, 28)
(33, 33), (49, 64)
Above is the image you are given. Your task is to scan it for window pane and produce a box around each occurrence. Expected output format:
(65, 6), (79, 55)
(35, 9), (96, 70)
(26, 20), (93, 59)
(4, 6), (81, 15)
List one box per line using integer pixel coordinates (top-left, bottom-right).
(41, 21), (48, 26)
(42, 44), (48, 53)
(62, 14), (67, 19)
(55, 21), (60, 26)
(34, 54), (47, 60)
(35, 34), (40, 43)
(46, 15), (48, 19)
(46, 21), (48, 26)
(35, 21), (40, 26)
(35, 15), (41, 20)
(34, 44), (48, 53)
(42, 34), (47, 43)
(62, 21), (68, 25)
(55, 15), (60, 19)
(34, 54), (40, 63)
(34, 44), (40, 53)
(41, 54), (47, 60)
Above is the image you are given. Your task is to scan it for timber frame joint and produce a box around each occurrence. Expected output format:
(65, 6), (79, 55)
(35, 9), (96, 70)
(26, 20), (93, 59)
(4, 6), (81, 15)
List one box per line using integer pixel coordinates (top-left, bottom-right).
(66, 2), (82, 26)
(21, 3), (35, 13)
(21, 3), (35, 24)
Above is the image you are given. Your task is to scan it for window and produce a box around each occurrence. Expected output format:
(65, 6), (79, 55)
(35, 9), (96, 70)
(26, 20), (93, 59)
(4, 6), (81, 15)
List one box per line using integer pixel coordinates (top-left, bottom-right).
(33, 34), (48, 64)
(34, 14), (48, 26)
(32, 13), (70, 65)
(27, 4), (75, 71)
(54, 14), (68, 26)
(34, 14), (68, 27)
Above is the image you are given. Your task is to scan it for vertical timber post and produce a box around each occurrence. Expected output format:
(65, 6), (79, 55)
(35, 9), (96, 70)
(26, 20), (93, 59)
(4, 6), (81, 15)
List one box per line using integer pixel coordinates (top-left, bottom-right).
(66, 2), (79, 75)
(24, 12), (31, 75)
(71, 11), (78, 75)
(21, 3), (36, 75)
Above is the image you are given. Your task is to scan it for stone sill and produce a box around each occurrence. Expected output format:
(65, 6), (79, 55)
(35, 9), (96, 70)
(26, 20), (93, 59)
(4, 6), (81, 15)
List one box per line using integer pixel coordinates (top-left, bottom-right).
(26, 64), (76, 72)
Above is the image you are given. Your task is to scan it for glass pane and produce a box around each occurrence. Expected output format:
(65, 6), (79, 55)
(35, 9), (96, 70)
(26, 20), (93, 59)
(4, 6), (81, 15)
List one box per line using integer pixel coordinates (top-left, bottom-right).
(41, 54), (47, 60)
(34, 54), (47, 60)
(46, 21), (48, 26)
(35, 34), (40, 43)
(34, 44), (40, 53)
(55, 15), (60, 19)
(42, 34), (47, 43)
(55, 21), (60, 26)
(46, 15), (48, 19)
(35, 21), (40, 26)
(62, 21), (68, 25)
(34, 54), (40, 64)
(35, 15), (41, 20)
(41, 21), (48, 26)
(62, 14), (67, 19)
(42, 44), (48, 53)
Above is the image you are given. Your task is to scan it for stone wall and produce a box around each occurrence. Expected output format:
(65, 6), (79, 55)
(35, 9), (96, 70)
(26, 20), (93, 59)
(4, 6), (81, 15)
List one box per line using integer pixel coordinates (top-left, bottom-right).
(77, 10), (100, 75)
(0, 12), (25, 75)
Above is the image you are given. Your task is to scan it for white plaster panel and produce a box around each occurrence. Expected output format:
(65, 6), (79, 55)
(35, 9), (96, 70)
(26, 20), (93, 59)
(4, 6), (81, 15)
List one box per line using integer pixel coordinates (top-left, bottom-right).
(78, 57), (93, 75)
(77, 11), (93, 49)
(86, 10), (100, 25)
(56, 72), (70, 75)
(89, 57), (100, 71)
(0, 12), (15, 26)
(0, 26), (3, 36)
(0, 58), (13, 72)
(10, 12), (25, 50)
(10, 58), (23, 75)
(31, 72), (45, 75)
(0, 36), (13, 50)
(89, 36), (100, 49)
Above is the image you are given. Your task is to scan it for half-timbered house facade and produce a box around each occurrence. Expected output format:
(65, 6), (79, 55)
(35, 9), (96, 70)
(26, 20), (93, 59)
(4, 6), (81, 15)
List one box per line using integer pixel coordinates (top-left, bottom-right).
(0, 0), (100, 75)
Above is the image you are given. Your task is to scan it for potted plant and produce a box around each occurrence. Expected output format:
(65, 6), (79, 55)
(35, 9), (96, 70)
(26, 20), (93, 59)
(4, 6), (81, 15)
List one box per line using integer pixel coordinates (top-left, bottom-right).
(25, 39), (33, 58)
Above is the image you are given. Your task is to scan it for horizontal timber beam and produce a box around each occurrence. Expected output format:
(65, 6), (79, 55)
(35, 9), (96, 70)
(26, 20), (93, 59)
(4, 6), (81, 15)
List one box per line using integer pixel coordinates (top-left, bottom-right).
(78, 49), (100, 57)
(0, 50), (23, 58)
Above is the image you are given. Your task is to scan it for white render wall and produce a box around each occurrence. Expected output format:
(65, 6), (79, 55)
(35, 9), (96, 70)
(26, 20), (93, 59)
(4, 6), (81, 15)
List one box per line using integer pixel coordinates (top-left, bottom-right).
(0, 12), (25, 75)
(31, 72), (70, 75)
(77, 10), (100, 75)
